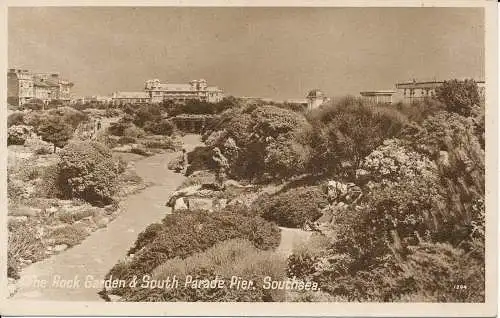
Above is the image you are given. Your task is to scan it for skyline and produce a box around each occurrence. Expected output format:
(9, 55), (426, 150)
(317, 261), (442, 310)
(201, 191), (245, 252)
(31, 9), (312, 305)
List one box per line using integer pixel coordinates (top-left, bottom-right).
(9, 7), (485, 100)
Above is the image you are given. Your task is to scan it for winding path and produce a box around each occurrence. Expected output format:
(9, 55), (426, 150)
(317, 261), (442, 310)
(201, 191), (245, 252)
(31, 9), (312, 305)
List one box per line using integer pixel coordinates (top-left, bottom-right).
(11, 134), (311, 301)
(12, 134), (203, 301)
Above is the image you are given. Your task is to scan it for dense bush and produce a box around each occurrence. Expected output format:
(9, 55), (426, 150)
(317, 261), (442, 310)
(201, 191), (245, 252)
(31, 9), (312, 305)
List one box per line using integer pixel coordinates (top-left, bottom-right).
(143, 119), (177, 136)
(307, 96), (407, 179)
(105, 207), (281, 296)
(120, 239), (287, 301)
(47, 106), (89, 129)
(435, 79), (481, 117)
(356, 138), (438, 185)
(57, 140), (119, 205)
(254, 186), (328, 228)
(8, 112), (25, 127)
(185, 146), (217, 176)
(7, 125), (33, 145)
(201, 105), (313, 181)
(392, 98), (445, 124)
(8, 220), (46, 279)
(108, 121), (133, 136)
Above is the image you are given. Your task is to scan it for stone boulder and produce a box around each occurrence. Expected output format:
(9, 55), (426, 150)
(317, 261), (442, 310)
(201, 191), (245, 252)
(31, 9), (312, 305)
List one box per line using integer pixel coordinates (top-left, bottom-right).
(186, 197), (214, 212)
(166, 185), (202, 207)
(173, 197), (189, 212)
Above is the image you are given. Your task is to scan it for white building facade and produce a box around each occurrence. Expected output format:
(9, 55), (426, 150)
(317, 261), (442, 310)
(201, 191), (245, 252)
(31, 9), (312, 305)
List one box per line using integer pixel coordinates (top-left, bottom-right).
(144, 79), (224, 104)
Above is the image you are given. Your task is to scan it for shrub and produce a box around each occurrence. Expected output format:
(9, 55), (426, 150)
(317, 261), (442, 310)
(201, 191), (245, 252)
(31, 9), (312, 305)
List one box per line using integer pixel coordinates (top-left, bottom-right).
(142, 137), (177, 150)
(8, 125), (33, 145)
(105, 207), (281, 296)
(122, 239), (287, 301)
(39, 163), (64, 198)
(393, 98), (445, 124)
(58, 207), (99, 223)
(402, 111), (485, 231)
(143, 119), (177, 136)
(8, 112), (25, 127)
(18, 164), (41, 181)
(123, 125), (145, 138)
(117, 136), (137, 145)
(356, 139), (438, 185)
(435, 79), (481, 117)
(34, 146), (53, 155)
(48, 224), (89, 247)
(130, 146), (151, 156)
(108, 121), (133, 136)
(7, 175), (25, 201)
(264, 137), (311, 180)
(8, 220), (46, 278)
(202, 105), (313, 180)
(307, 96), (407, 179)
(254, 186), (328, 228)
(47, 106), (89, 129)
(57, 140), (119, 205)
(185, 146), (217, 176)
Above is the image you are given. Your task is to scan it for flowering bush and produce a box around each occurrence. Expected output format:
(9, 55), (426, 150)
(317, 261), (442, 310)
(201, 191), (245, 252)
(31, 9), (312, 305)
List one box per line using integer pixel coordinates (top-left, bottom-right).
(8, 125), (34, 145)
(356, 139), (438, 184)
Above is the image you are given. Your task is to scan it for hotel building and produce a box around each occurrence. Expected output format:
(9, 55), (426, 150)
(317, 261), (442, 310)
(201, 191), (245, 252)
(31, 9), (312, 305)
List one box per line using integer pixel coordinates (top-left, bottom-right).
(112, 78), (224, 106)
(7, 69), (74, 106)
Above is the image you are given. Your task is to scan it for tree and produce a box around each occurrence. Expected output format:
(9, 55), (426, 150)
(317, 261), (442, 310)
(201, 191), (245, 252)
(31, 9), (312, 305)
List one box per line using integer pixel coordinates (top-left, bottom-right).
(37, 115), (74, 153)
(435, 79), (480, 117)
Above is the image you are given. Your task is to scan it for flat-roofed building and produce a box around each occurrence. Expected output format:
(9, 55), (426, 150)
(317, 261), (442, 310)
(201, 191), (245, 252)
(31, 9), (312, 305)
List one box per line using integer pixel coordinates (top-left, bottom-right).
(112, 91), (150, 105)
(395, 79), (486, 101)
(360, 90), (396, 104)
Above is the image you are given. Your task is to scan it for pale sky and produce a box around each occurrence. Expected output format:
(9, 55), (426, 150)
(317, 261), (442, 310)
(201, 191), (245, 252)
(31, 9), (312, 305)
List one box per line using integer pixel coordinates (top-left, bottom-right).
(8, 7), (485, 100)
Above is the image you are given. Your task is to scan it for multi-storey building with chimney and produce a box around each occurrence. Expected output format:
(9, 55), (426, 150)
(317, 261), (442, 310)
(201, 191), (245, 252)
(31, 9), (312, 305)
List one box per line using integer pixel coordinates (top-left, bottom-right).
(7, 69), (74, 106)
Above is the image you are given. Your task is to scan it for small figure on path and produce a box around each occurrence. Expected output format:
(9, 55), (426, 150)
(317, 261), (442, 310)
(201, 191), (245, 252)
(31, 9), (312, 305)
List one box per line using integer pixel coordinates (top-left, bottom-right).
(212, 147), (229, 189)
(169, 148), (188, 173)
(97, 120), (102, 131)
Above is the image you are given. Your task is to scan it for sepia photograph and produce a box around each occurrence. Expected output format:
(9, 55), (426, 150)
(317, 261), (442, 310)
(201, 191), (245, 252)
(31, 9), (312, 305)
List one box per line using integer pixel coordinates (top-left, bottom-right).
(1, 1), (497, 316)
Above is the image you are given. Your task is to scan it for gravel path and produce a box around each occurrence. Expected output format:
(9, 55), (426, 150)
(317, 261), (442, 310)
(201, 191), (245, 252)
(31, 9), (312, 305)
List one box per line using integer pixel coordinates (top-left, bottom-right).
(11, 134), (202, 301)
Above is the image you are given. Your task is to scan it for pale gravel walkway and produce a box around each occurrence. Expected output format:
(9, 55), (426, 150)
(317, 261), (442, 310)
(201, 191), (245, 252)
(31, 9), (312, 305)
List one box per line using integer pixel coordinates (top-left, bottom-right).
(12, 134), (202, 301)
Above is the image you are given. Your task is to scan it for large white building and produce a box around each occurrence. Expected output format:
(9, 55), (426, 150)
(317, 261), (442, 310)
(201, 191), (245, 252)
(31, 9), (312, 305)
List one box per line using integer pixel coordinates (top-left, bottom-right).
(145, 79), (224, 104)
(112, 78), (224, 106)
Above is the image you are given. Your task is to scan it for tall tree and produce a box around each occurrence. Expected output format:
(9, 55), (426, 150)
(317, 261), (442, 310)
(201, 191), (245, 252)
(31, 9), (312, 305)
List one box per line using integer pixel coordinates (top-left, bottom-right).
(37, 115), (74, 153)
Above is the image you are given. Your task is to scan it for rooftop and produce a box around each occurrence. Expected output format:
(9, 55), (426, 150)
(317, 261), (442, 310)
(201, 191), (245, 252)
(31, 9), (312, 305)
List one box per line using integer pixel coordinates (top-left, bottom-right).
(360, 90), (396, 96)
(113, 91), (149, 99)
